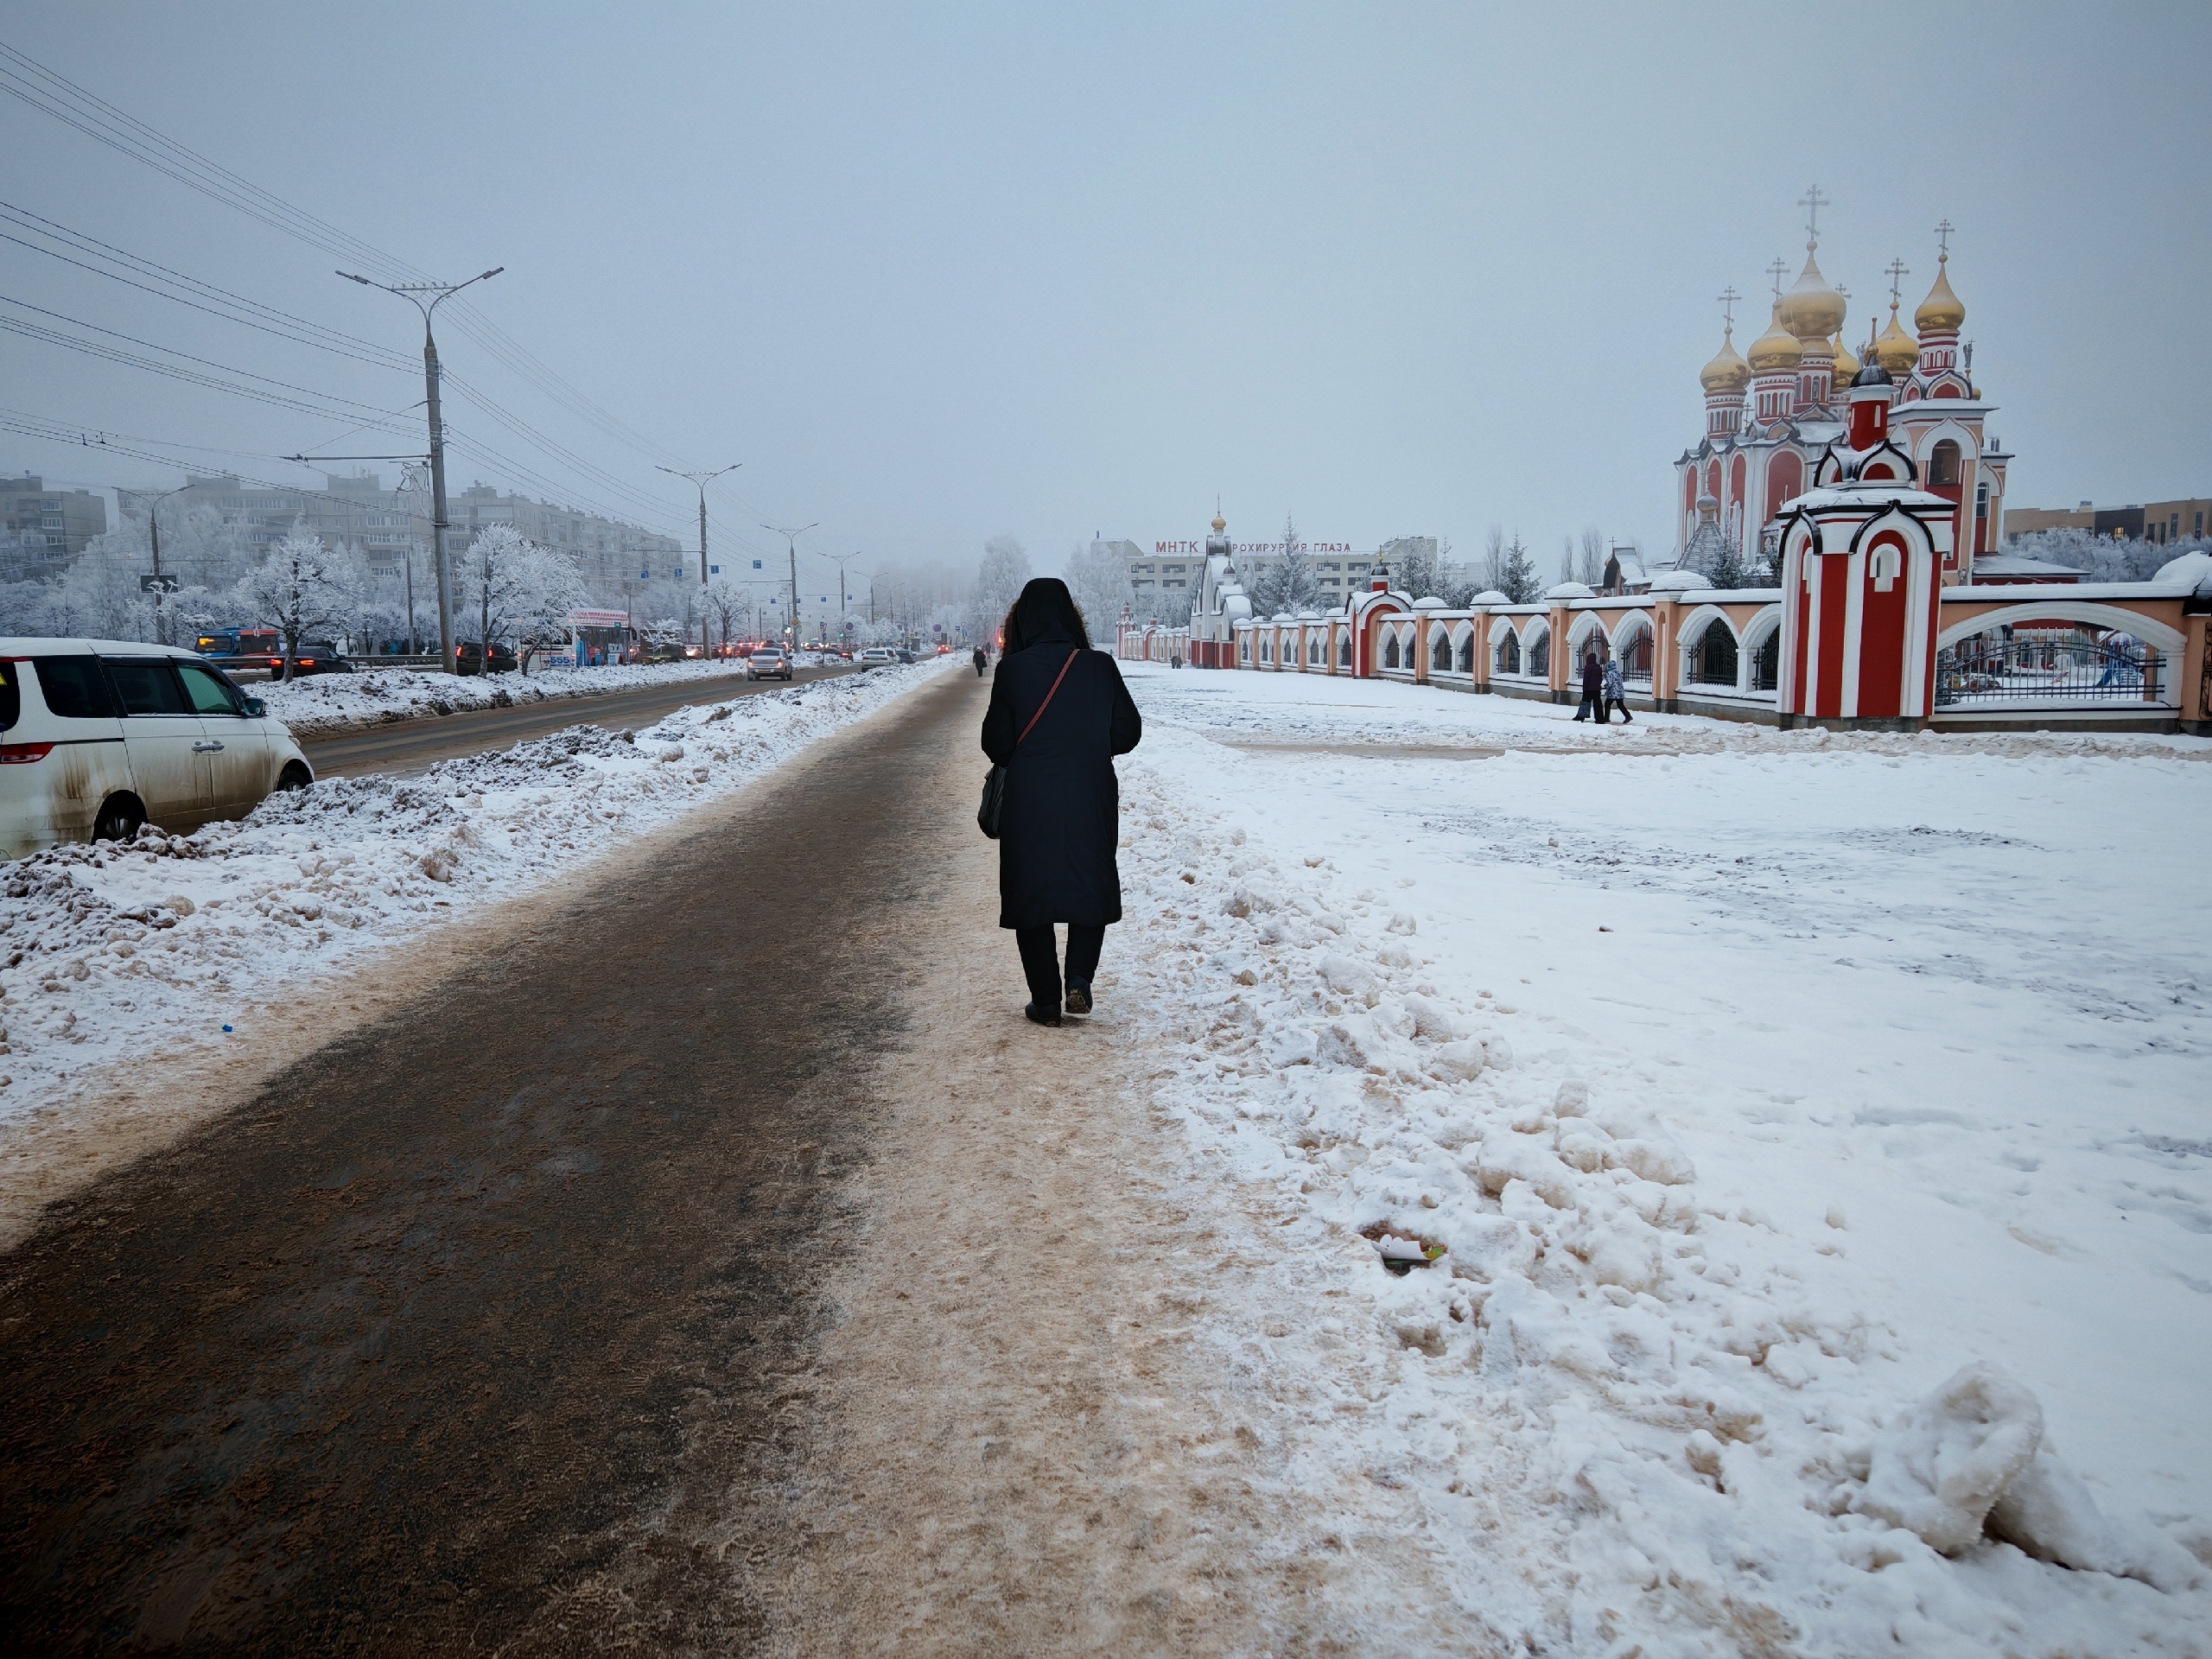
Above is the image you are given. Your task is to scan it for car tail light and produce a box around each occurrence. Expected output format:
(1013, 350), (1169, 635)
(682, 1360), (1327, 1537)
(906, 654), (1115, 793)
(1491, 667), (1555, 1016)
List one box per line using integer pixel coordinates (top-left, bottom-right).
(0, 742), (55, 764)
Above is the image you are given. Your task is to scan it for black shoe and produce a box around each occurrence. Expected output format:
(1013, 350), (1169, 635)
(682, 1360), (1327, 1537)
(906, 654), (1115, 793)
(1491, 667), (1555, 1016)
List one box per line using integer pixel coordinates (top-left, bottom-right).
(1024, 1001), (1062, 1027)
(1065, 981), (1092, 1016)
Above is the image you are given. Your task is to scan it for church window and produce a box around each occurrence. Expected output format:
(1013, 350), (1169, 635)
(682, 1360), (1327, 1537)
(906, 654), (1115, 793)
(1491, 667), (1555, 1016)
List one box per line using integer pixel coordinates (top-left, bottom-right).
(1929, 441), (1962, 487)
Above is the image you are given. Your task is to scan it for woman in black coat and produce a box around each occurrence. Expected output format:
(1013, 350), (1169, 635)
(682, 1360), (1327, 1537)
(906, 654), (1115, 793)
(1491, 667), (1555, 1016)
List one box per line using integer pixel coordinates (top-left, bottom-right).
(981, 578), (1142, 1026)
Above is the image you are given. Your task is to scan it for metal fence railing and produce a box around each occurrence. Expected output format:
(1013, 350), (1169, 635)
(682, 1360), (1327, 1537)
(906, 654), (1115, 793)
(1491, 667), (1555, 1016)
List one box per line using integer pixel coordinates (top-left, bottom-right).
(1936, 633), (2165, 707)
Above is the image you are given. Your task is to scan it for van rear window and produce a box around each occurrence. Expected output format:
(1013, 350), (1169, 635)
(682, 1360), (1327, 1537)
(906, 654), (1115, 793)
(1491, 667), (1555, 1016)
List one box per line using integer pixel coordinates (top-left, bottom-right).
(33, 656), (117, 720)
(0, 662), (17, 732)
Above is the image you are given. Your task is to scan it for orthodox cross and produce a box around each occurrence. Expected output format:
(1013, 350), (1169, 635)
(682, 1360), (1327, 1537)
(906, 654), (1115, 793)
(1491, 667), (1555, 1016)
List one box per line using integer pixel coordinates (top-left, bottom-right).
(1885, 257), (1910, 308)
(1767, 257), (1789, 298)
(1798, 183), (1829, 249)
(1718, 285), (1740, 331)
(1934, 219), (1955, 258)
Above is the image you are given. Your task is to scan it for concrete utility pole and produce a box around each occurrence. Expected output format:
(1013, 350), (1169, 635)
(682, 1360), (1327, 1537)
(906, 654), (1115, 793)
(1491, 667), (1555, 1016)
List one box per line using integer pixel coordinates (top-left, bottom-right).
(760, 521), (817, 645)
(120, 483), (189, 645)
(338, 265), (502, 671)
(657, 462), (740, 655)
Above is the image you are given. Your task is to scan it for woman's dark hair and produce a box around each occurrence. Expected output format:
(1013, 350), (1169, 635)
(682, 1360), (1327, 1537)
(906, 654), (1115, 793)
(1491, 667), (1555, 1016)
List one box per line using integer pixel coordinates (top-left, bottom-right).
(1001, 576), (1090, 653)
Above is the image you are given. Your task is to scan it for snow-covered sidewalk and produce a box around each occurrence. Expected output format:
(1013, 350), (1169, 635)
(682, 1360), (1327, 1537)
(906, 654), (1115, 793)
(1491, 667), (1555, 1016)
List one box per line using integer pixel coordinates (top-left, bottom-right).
(0, 658), (956, 1229)
(1111, 661), (2211, 1654)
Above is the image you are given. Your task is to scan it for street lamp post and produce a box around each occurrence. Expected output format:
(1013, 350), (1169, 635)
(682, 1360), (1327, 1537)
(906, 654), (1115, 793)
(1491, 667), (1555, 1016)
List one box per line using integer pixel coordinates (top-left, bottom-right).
(760, 521), (817, 647)
(657, 462), (740, 657)
(337, 265), (503, 672)
(119, 483), (190, 645)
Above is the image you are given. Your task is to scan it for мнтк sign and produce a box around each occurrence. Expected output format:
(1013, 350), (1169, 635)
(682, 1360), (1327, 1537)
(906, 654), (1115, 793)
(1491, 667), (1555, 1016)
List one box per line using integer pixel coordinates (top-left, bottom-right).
(1152, 540), (1355, 556)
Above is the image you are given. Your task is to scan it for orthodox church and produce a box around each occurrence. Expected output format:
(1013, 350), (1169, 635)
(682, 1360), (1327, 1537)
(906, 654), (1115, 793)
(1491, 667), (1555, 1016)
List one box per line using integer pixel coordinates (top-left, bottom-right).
(1677, 195), (2009, 585)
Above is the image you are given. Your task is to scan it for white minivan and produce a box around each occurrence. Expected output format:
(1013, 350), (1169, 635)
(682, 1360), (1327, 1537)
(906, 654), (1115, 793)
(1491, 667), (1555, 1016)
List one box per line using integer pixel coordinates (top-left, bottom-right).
(0, 639), (315, 859)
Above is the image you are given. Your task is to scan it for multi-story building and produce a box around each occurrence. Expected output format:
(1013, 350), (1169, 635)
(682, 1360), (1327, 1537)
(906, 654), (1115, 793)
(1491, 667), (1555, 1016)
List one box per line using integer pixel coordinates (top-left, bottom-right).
(2003, 498), (2209, 544)
(0, 475), (107, 579)
(1121, 530), (1375, 605)
(112, 473), (682, 598)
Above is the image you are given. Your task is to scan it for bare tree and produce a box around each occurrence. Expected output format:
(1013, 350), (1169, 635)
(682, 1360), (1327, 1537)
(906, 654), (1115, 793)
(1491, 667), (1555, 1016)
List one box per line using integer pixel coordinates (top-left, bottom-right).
(1580, 526), (1606, 585)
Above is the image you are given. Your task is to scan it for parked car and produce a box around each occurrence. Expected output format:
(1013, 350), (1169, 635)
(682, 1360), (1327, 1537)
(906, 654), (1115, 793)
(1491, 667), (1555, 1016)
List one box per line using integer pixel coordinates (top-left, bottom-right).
(746, 647), (793, 681)
(639, 640), (689, 664)
(855, 646), (899, 668)
(0, 639), (314, 858)
(454, 641), (518, 675)
(895, 648), (918, 664)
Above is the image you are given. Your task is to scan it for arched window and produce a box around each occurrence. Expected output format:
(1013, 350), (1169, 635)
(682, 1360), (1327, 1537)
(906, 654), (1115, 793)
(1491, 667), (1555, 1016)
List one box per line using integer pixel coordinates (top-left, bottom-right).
(1338, 633), (1351, 668)
(1751, 630), (1780, 691)
(1240, 634), (1251, 662)
(1457, 633), (1475, 674)
(1383, 633), (1401, 670)
(1432, 632), (1452, 671)
(1497, 630), (1521, 675)
(1689, 621), (1738, 686)
(1308, 635), (1322, 665)
(1929, 440), (1961, 488)
(1528, 631), (1549, 677)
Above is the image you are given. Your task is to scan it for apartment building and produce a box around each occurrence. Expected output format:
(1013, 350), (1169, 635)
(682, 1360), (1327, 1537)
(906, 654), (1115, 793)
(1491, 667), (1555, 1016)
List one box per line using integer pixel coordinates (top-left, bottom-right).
(2004, 497), (2210, 543)
(0, 474), (107, 580)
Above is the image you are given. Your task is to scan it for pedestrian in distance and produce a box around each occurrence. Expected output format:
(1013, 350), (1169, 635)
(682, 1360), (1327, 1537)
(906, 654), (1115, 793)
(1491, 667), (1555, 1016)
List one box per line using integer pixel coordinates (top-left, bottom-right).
(1604, 655), (1632, 723)
(1573, 649), (1605, 721)
(973, 645), (988, 676)
(981, 577), (1142, 1027)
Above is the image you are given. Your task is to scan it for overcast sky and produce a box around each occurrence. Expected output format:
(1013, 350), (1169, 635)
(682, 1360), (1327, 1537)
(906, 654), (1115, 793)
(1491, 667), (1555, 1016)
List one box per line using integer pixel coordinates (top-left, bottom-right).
(3, 2), (2207, 586)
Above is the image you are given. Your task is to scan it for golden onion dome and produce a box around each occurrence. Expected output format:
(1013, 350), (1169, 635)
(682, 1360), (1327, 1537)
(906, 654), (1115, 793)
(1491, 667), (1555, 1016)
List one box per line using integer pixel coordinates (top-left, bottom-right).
(1777, 250), (1847, 341)
(1699, 326), (1751, 395)
(1745, 303), (1803, 372)
(1211, 510), (1227, 533)
(1830, 334), (1859, 383)
(1916, 253), (1965, 332)
(1873, 304), (1920, 374)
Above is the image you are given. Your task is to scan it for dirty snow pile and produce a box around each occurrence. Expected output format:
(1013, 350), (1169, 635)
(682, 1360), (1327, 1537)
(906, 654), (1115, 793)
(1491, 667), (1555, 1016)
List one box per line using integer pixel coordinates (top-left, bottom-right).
(0, 658), (953, 1139)
(257, 657), (779, 739)
(1111, 661), (2210, 1655)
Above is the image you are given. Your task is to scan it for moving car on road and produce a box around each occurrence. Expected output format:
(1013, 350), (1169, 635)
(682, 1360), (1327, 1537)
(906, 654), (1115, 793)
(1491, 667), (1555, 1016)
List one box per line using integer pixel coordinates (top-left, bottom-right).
(454, 640), (518, 675)
(0, 639), (314, 857)
(745, 647), (792, 681)
(855, 646), (899, 668)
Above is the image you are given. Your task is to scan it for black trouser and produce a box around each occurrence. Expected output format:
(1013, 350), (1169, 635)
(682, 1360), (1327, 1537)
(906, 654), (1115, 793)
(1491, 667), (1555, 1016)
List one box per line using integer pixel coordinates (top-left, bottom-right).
(1016, 924), (1103, 1007)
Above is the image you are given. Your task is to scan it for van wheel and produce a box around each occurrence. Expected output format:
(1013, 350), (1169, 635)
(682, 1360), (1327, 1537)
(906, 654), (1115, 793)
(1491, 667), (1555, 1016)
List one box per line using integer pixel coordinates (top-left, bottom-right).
(92, 794), (146, 842)
(276, 762), (313, 791)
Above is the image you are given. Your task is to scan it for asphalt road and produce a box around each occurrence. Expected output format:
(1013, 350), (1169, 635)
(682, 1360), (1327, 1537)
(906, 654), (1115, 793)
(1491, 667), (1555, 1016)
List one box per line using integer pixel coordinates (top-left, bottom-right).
(301, 663), (861, 779)
(0, 667), (981, 1653)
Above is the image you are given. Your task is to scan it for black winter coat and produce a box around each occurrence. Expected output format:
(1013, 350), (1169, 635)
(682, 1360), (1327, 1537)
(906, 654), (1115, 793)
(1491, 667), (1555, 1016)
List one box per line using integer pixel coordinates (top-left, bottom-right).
(1581, 653), (1605, 698)
(982, 632), (1141, 930)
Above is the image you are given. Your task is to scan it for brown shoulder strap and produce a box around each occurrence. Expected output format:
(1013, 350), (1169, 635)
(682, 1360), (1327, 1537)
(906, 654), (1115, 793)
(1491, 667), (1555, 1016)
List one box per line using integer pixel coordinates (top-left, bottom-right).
(1017, 649), (1079, 746)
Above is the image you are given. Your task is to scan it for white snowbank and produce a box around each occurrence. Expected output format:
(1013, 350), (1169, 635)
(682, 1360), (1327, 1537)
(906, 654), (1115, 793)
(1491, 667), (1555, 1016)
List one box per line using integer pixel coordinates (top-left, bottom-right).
(256, 658), (789, 739)
(1110, 661), (2212, 1655)
(0, 658), (956, 1141)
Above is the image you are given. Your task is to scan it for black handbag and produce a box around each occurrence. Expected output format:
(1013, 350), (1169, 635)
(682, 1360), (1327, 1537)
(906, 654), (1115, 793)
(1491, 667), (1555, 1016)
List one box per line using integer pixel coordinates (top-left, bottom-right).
(978, 648), (1078, 839)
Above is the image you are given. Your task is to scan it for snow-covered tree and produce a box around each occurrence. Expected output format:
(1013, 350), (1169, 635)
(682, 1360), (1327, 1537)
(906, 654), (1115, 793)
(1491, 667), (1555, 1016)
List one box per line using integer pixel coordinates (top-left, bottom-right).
(1062, 539), (1133, 639)
(1482, 528), (1540, 604)
(235, 531), (360, 679)
(453, 524), (587, 675)
(969, 533), (1031, 645)
(1273, 513), (1323, 613)
(2003, 527), (2206, 583)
